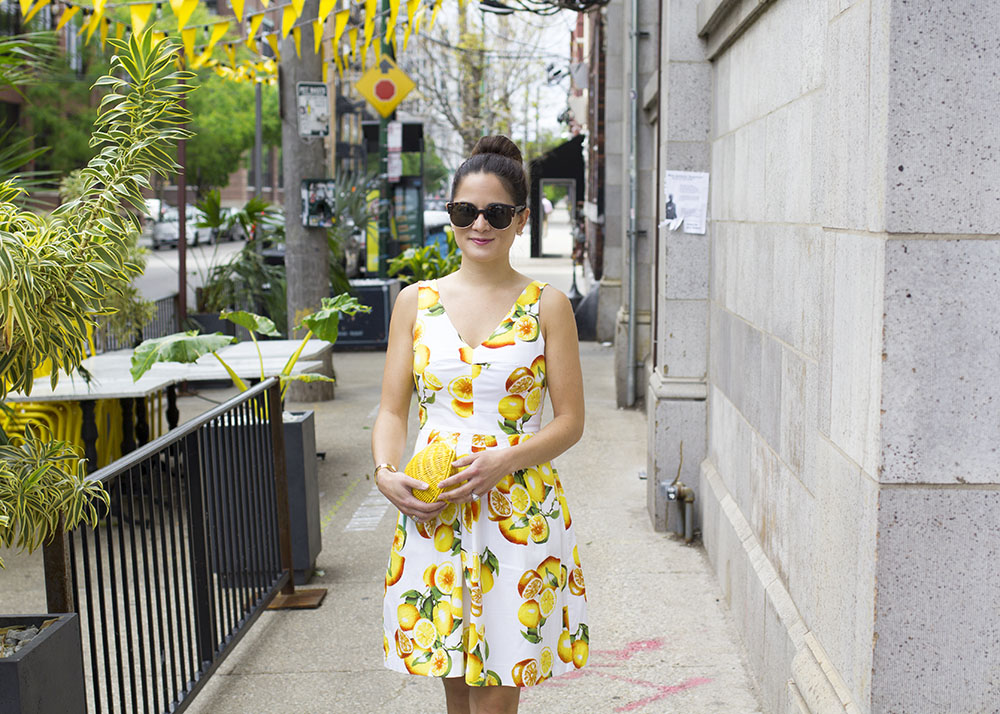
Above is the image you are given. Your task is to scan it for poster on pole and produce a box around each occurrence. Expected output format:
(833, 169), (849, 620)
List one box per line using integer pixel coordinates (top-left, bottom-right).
(662, 170), (709, 234)
(296, 82), (330, 138)
(301, 179), (337, 227)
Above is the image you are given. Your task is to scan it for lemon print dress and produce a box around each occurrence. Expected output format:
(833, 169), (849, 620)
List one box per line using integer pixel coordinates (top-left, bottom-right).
(382, 279), (589, 687)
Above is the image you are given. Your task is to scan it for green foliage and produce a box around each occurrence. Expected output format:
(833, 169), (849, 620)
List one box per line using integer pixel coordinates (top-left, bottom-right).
(0, 429), (108, 568)
(298, 293), (371, 344)
(0, 32), (193, 569)
(387, 231), (462, 284)
(129, 330), (236, 381)
(219, 310), (280, 337)
(185, 73), (280, 194)
(199, 246), (287, 327)
(399, 138), (449, 196)
(542, 183), (568, 205)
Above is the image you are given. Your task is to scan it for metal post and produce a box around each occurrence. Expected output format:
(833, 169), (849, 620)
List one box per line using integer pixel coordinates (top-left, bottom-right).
(42, 517), (74, 613)
(376, 0), (393, 277)
(184, 431), (217, 667)
(254, 81), (263, 199)
(177, 78), (188, 322)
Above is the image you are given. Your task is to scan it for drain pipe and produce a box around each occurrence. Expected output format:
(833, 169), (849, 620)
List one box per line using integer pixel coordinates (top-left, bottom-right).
(625, 0), (644, 407)
(662, 441), (697, 543)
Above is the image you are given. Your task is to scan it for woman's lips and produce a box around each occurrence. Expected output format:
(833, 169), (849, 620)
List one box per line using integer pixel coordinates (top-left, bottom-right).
(469, 238), (491, 246)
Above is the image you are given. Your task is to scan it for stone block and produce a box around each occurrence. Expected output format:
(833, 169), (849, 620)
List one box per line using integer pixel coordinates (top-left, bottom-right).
(885, 1), (1000, 234)
(759, 333), (782, 449)
(666, 62), (712, 143)
(749, 431), (791, 585)
(817, 230), (837, 436)
(734, 120), (768, 224)
(708, 385), (753, 520)
(647, 386), (707, 534)
(881, 239), (1000, 484)
(872, 487), (1000, 712)
(821, 3), (873, 232)
(710, 223), (727, 305)
(664, 140), (711, 174)
(659, 299), (708, 377)
(829, 231), (884, 477)
(764, 97), (815, 226)
(764, 588), (795, 714)
(779, 344), (818, 483)
(770, 225), (824, 359)
(664, 231), (709, 299)
(713, 50), (731, 137)
(801, 435), (878, 707)
(668, 0), (708, 62)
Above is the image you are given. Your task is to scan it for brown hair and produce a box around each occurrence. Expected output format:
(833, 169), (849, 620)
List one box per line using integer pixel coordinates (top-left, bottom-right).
(450, 135), (529, 206)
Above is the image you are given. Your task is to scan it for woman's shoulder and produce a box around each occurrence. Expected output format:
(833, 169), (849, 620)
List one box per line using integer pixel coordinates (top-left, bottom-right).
(393, 282), (421, 314)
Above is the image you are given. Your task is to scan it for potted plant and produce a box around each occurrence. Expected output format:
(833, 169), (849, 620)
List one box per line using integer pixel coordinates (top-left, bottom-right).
(130, 295), (370, 581)
(0, 31), (194, 713)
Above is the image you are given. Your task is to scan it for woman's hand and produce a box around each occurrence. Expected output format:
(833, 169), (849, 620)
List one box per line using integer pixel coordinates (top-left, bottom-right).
(377, 468), (447, 522)
(437, 450), (515, 504)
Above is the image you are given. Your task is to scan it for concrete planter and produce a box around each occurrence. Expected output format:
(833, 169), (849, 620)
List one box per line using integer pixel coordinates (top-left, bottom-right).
(0, 613), (86, 714)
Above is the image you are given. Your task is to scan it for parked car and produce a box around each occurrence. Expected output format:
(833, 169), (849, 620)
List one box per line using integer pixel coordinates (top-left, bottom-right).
(151, 207), (213, 249)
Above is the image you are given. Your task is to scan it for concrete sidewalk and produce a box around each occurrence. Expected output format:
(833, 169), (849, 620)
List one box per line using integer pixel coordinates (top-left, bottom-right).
(179, 341), (764, 713)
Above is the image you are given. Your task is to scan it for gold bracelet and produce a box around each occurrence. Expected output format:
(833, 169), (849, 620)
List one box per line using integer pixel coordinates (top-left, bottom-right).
(373, 463), (397, 485)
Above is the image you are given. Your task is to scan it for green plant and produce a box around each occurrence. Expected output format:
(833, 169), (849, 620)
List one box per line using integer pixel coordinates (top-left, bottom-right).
(130, 294), (371, 400)
(199, 246), (286, 323)
(0, 32), (194, 568)
(326, 170), (377, 295)
(387, 230), (462, 284)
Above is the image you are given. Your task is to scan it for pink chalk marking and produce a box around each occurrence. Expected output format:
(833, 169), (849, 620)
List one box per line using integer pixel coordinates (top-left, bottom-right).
(592, 638), (664, 663)
(612, 676), (713, 713)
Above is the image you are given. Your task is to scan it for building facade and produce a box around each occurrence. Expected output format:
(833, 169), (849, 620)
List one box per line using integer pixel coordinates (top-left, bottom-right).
(592, 0), (1000, 711)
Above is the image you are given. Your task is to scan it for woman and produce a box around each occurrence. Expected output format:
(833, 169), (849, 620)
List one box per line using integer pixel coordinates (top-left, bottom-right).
(372, 135), (589, 714)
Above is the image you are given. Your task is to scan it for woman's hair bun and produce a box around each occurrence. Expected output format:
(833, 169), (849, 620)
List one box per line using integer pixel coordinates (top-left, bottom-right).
(471, 135), (523, 165)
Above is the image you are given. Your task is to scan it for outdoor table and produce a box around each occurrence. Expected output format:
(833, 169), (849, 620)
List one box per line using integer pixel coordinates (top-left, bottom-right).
(4, 350), (325, 472)
(213, 339), (334, 363)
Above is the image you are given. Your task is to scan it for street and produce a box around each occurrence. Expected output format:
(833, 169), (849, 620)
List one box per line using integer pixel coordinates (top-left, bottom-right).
(135, 232), (245, 302)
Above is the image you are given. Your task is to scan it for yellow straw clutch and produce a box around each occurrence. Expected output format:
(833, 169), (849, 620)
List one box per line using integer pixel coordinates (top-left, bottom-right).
(405, 440), (457, 503)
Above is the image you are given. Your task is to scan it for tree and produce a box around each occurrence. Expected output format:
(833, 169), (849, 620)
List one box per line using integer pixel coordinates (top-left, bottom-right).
(185, 72), (280, 195)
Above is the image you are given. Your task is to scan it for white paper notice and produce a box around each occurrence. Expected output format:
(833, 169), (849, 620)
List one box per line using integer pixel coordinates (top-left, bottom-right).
(664, 171), (709, 234)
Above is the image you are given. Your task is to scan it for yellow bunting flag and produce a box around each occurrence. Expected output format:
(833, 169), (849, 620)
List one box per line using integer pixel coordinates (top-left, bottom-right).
(225, 42), (237, 68)
(182, 26), (197, 59)
(247, 13), (264, 52)
(55, 5), (78, 31)
(152, 31), (167, 44)
(403, 0), (419, 49)
(281, 5), (296, 38)
(168, 0), (198, 33)
(85, 0), (105, 43)
(129, 3), (154, 36)
(207, 21), (229, 52)
(292, 26), (302, 58)
(333, 9), (349, 48)
(18, 0), (31, 16)
(348, 26), (358, 61)
(291, 0), (304, 19)
(364, 0), (376, 51)
(413, 5), (425, 37)
(312, 18), (324, 55)
(23, 0), (50, 24)
(318, 0), (336, 23)
(266, 32), (281, 60)
(429, 0), (442, 31)
(386, 0), (401, 43)
(230, 0), (246, 22)
(115, 21), (124, 39)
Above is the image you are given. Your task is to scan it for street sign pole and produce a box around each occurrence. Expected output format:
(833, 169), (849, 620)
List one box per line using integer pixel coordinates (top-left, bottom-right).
(377, 0), (392, 278)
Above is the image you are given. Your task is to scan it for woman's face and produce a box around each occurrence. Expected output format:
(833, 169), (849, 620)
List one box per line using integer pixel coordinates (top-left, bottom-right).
(450, 172), (529, 264)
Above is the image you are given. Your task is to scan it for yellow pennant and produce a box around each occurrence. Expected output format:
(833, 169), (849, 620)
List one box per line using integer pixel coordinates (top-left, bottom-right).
(99, 16), (110, 48)
(76, 12), (88, 36)
(152, 31), (167, 44)
(318, 0), (336, 23)
(374, 40), (381, 61)
(261, 0), (269, 6)
(207, 21), (230, 53)
(413, 5), (425, 37)
(85, 10), (104, 44)
(266, 32), (281, 60)
(348, 26), (358, 61)
(312, 18), (324, 55)
(23, 0), (50, 24)
(168, 0), (198, 33)
(291, 0), (304, 20)
(333, 9), (349, 48)
(429, 0), (442, 32)
(115, 22), (125, 39)
(129, 3), (154, 36)
(55, 5), (78, 31)
(18, 0), (31, 16)
(403, 0), (419, 50)
(281, 5), (296, 38)
(182, 27), (197, 59)
(225, 42), (237, 68)
(230, 0), (246, 22)
(292, 26), (302, 58)
(364, 0), (376, 50)
(386, 0), (401, 43)
(247, 13), (264, 51)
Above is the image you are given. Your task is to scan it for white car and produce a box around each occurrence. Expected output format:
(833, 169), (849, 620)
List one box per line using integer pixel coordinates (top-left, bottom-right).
(150, 207), (213, 249)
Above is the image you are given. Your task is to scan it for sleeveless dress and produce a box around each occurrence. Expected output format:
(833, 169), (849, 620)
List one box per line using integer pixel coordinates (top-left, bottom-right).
(382, 279), (589, 687)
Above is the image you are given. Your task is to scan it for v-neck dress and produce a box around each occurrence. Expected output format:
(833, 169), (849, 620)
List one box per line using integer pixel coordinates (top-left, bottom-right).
(382, 279), (589, 687)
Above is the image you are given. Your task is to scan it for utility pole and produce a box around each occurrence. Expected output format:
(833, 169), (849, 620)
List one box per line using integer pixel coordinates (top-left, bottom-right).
(280, 0), (334, 400)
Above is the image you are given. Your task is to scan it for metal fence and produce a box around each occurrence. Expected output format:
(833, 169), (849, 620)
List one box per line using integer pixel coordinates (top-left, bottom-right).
(44, 379), (295, 714)
(93, 294), (179, 354)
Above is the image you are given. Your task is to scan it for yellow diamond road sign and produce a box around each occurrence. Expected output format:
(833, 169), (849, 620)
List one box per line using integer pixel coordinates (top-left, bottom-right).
(355, 56), (415, 118)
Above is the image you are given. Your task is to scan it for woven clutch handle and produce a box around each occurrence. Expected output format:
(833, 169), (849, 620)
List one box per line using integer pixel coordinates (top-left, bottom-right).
(405, 440), (458, 503)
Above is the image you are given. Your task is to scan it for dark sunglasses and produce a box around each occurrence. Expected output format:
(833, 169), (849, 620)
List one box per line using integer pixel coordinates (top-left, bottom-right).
(446, 201), (526, 230)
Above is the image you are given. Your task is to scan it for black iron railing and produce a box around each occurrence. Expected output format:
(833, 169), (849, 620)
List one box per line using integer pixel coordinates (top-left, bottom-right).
(45, 379), (295, 714)
(93, 294), (179, 354)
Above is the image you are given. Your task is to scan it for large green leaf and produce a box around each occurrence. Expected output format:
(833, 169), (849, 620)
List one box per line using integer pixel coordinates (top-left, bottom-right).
(130, 331), (236, 381)
(220, 310), (281, 337)
(298, 293), (371, 344)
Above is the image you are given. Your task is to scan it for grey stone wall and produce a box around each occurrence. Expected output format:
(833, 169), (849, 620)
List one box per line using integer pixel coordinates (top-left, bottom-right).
(692, 0), (1000, 711)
